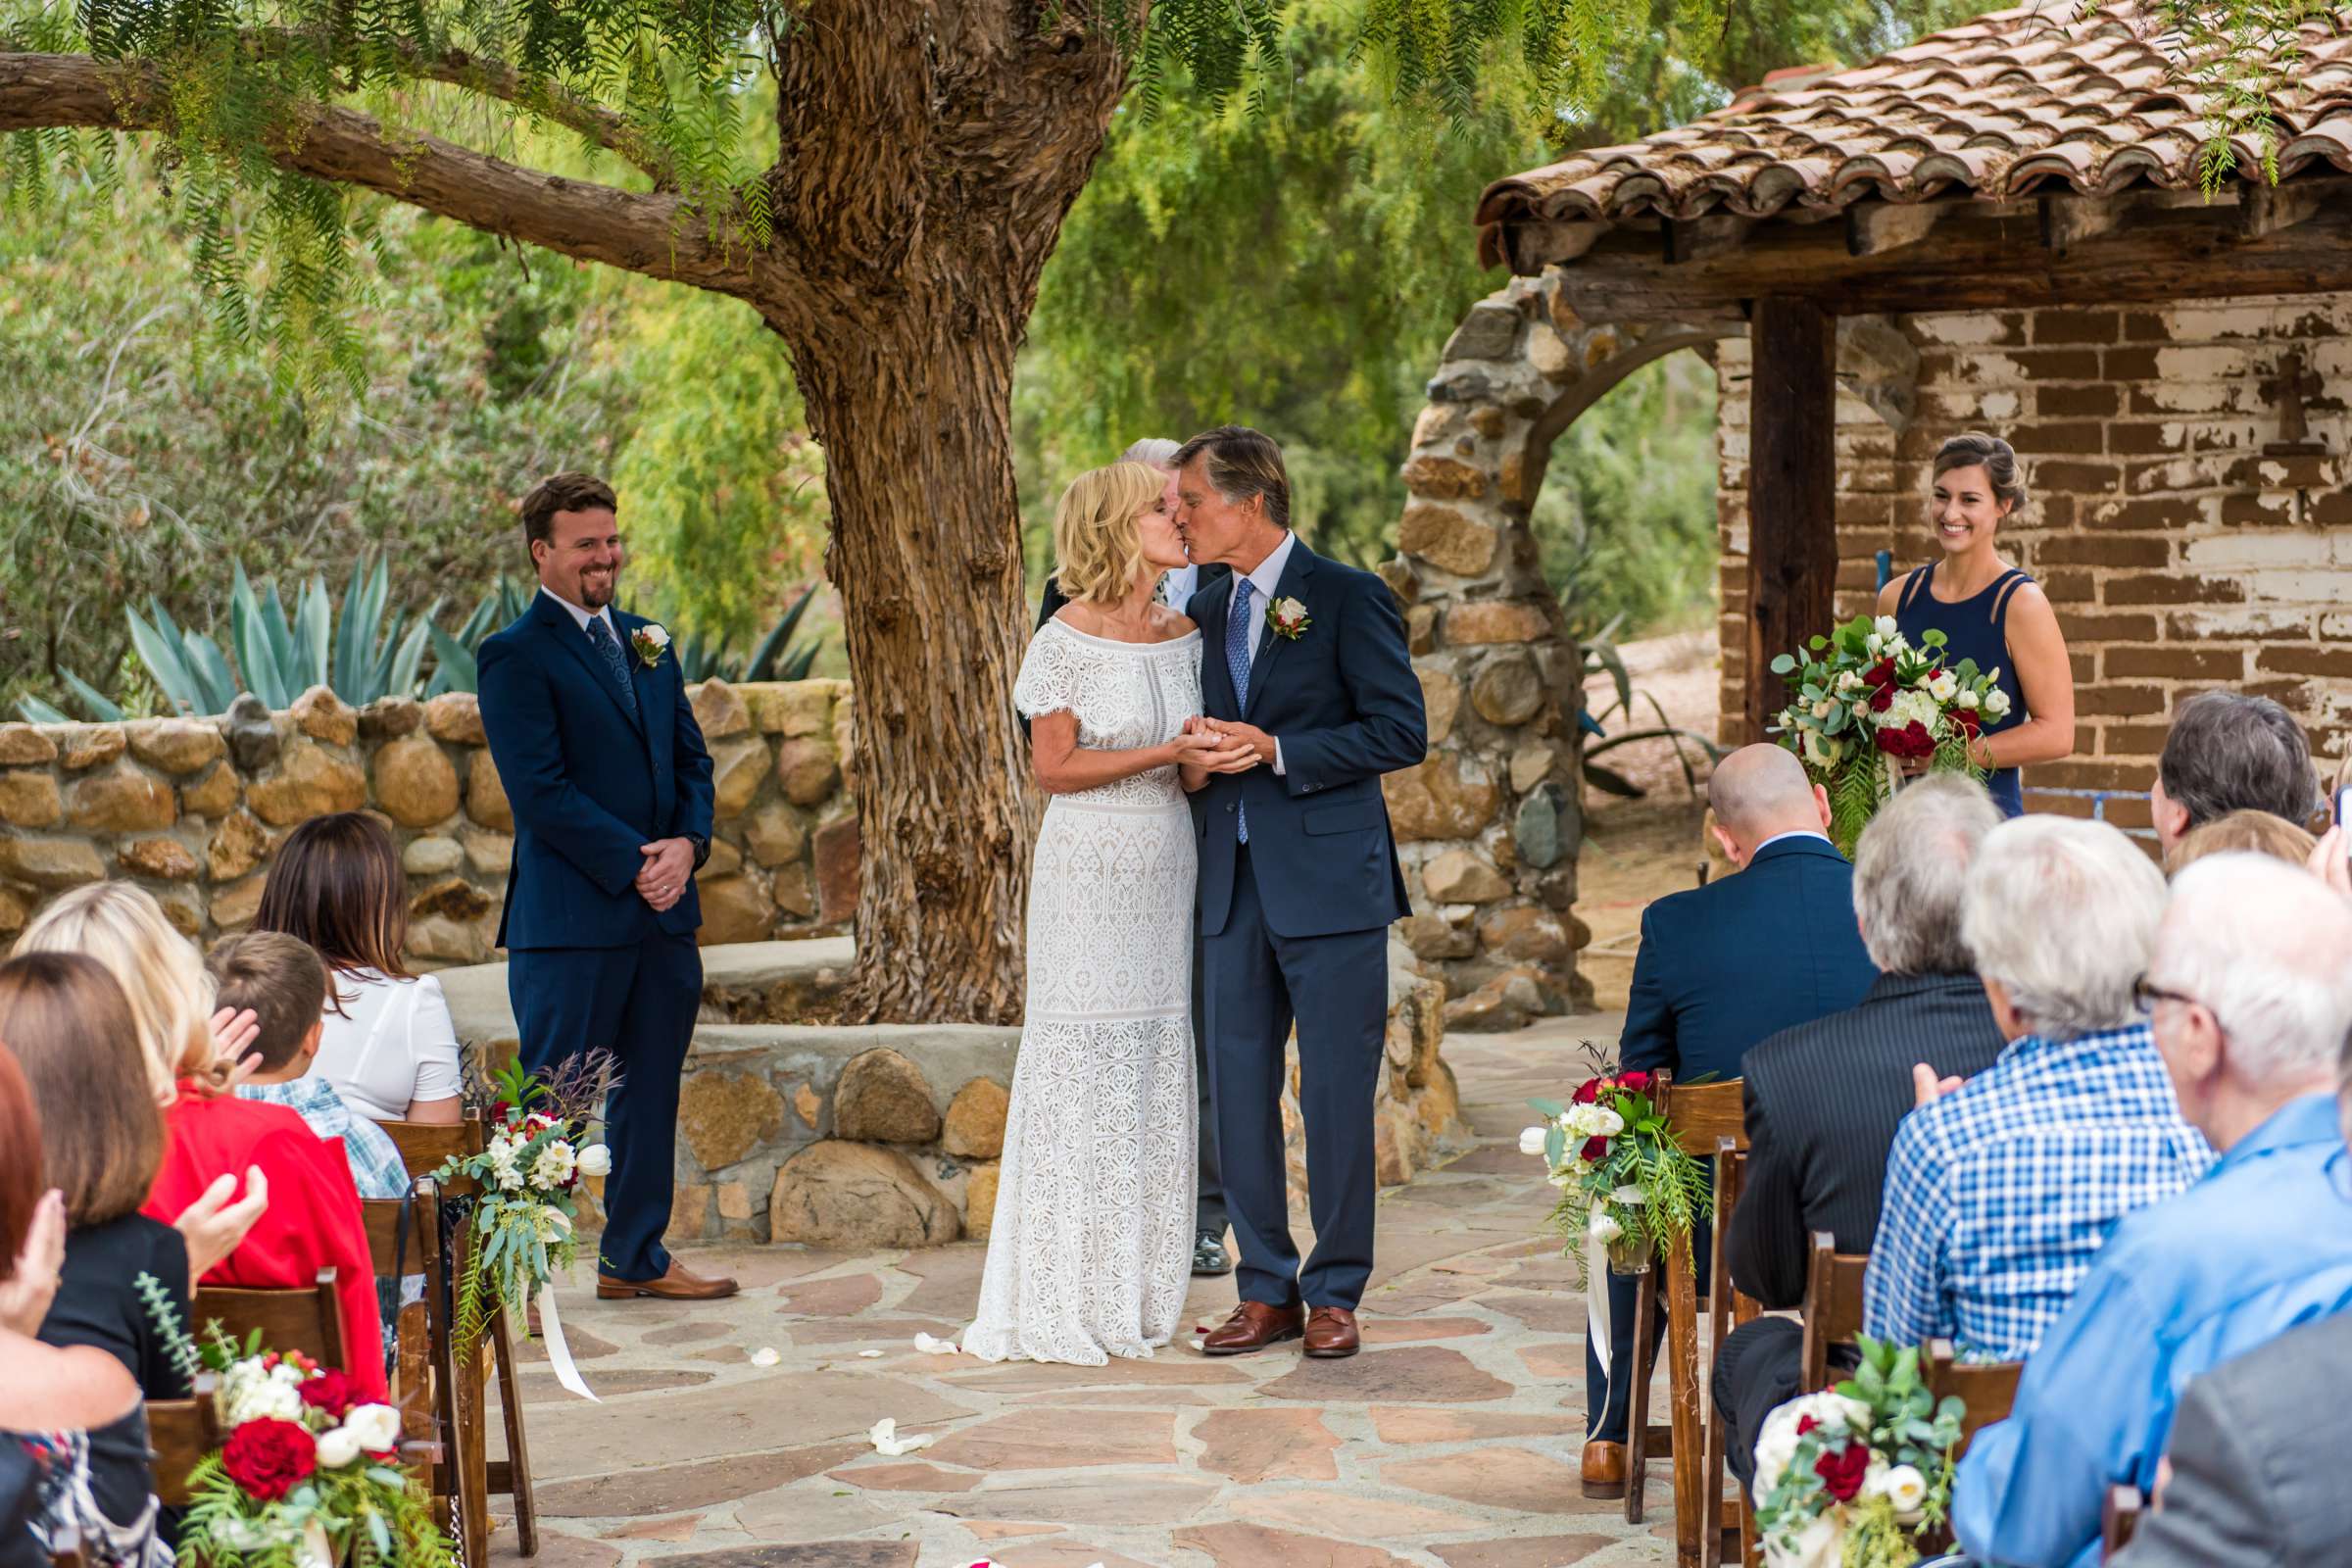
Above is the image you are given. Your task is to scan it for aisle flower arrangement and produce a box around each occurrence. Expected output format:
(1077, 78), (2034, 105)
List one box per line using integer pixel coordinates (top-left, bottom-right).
(1522, 1049), (1709, 1283)
(1769, 613), (2010, 853)
(1751, 1337), (1968, 1568)
(434, 1056), (613, 1370)
(139, 1277), (451, 1568)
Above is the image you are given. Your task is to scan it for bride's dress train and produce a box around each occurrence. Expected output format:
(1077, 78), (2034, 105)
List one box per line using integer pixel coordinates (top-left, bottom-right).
(961, 619), (1201, 1365)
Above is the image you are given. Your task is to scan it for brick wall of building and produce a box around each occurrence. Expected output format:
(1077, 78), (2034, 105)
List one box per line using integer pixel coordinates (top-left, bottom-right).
(1715, 291), (2352, 835)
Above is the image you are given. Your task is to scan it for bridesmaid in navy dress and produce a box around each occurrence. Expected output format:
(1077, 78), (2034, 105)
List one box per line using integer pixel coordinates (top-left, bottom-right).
(1878, 432), (2077, 817)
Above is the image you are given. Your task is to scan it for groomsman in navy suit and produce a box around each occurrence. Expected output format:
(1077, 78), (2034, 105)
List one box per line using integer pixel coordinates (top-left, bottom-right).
(1580, 743), (1876, 1495)
(477, 472), (735, 1301)
(1173, 425), (1427, 1360)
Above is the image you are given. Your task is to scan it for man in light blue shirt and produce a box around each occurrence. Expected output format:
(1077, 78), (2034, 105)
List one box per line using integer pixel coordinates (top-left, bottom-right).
(1953, 853), (2352, 1568)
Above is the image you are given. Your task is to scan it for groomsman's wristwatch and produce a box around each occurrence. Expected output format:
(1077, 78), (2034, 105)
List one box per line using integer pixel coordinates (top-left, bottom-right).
(687, 833), (710, 870)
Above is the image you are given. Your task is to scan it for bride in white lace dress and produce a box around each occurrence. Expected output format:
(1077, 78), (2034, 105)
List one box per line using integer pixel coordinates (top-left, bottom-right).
(962, 461), (1252, 1365)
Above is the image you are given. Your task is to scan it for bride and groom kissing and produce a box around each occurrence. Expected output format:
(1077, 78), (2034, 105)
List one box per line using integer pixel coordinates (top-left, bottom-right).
(960, 425), (1429, 1367)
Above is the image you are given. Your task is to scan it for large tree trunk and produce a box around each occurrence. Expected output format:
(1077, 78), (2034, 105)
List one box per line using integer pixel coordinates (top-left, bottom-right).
(767, 0), (1133, 1023)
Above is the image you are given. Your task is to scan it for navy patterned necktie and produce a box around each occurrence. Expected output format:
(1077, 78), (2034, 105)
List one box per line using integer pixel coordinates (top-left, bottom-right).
(1226, 580), (1253, 843)
(585, 615), (640, 718)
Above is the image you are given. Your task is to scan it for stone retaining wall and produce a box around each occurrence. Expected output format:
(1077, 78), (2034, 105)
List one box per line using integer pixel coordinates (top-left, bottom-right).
(0, 679), (858, 959)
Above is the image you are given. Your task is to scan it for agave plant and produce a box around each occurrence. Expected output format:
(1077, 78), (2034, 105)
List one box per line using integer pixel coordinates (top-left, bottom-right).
(1577, 613), (1725, 802)
(423, 576), (535, 696)
(670, 585), (824, 685)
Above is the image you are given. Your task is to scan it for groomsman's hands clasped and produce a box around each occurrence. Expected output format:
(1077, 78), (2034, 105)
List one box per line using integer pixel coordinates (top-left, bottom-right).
(637, 837), (697, 912)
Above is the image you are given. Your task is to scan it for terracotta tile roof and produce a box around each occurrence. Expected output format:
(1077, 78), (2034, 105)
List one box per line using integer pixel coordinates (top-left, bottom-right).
(1477, 1), (2352, 236)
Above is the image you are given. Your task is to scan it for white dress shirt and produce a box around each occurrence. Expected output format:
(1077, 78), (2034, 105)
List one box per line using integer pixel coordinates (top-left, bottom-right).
(1157, 563), (1200, 610)
(1750, 829), (1834, 856)
(538, 584), (618, 641)
(1227, 531), (1298, 773)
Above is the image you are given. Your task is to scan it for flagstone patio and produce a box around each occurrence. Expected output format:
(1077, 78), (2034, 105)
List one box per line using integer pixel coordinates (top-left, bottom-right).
(495, 1013), (1682, 1568)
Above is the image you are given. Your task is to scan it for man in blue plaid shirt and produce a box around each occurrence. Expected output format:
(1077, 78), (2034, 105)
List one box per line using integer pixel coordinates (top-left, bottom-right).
(1864, 817), (2213, 1361)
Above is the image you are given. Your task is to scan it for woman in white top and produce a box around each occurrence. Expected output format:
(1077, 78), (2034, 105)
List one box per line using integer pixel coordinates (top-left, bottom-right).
(255, 812), (465, 1124)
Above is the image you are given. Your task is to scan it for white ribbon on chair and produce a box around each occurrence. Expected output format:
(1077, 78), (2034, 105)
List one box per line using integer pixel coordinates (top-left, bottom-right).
(536, 1284), (600, 1401)
(1586, 1230), (1614, 1380)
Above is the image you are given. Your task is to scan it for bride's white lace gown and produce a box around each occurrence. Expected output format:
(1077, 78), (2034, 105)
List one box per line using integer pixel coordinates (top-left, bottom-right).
(961, 617), (1203, 1364)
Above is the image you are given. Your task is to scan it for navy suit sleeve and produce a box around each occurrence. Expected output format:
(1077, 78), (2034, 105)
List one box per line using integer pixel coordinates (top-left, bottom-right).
(1276, 572), (1428, 795)
(1621, 906), (1677, 1075)
(1036, 575), (1067, 631)
(1728, 1065), (1807, 1308)
(670, 669), (714, 847)
(477, 634), (654, 897)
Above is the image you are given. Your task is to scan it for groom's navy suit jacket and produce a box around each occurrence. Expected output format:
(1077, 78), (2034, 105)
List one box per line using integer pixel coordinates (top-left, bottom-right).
(1186, 540), (1425, 938)
(477, 593), (715, 951)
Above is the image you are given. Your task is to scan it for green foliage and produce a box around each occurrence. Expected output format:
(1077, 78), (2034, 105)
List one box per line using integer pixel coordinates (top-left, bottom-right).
(135, 1269), (203, 1395)
(674, 584), (823, 684)
(1579, 614), (1723, 800)
(2124, 0), (2336, 189)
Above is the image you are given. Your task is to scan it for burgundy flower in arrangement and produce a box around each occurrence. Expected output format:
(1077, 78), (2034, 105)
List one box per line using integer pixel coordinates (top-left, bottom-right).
(1813, 1440), (1871, 1503)
(221, 1418), (318, 1501)
(296, 1368), (358, 1421)
(1616, 1070), (1653, 1094)
(1571, 1077), (1602, 1105)
(1795, 1413), (1820, 1437)
(1862, 657), (1897, 689)
(1580, 1135), (1610, 1162)
(1874, 720), (1936, 760)
(1953, 705), (1983, 736)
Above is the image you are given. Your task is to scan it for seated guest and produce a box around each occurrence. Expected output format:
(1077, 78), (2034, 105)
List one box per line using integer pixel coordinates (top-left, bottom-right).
(0, 1043), (167, 1567)
(3, 953), (192, 1400)
(1864, 816), (2212, 1361)
(2109, 1312), (2352, 1567)
(19, 883), (386, 1398)
(1954, 854), (2352, 1568)
(2149, 691), (2317, 858)
(2165, 807), (2316, 874)
(214, 933), (409, 1202)
(1582, 743), (1878, 1497)
(256, 811), (465, 1123)
(1712, 774), (2009, 1494)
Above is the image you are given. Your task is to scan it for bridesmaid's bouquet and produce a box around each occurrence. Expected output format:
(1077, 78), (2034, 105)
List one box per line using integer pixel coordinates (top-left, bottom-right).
(1770, 614), (2010, 854)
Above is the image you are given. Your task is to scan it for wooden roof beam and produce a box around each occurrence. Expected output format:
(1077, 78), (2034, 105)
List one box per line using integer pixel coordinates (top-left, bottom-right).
(1846, 201), (1947, 257)
(2040, 192), (2123, 255)
(1665, 214), (1755, 264)
(2239, 179), (2332, 240)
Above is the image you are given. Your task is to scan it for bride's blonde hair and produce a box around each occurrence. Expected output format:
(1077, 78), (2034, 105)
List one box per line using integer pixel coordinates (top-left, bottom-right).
(1052, 462), (1162, 607)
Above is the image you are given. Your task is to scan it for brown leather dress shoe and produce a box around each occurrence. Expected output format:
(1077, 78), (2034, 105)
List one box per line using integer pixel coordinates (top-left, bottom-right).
(596, 1260), (740, 1300)
(1200, 1300), (1304, 1355)
(1580, 1439), (1627, 1499)
(1303, 1306), (1360, 1358)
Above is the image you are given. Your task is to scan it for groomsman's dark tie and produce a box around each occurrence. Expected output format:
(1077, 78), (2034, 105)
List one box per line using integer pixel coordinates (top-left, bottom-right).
(1226, 580), (1253, 843)
(585, 616), (640, 718)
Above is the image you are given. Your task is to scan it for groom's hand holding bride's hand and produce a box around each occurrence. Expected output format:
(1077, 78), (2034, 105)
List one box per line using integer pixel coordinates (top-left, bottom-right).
(1180, 716), (1260, 774)
(1200, 718), (1276, 765)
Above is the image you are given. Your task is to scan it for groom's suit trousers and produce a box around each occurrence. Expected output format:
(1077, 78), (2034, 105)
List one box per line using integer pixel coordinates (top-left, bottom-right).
(1202, 844), (1388, 1311)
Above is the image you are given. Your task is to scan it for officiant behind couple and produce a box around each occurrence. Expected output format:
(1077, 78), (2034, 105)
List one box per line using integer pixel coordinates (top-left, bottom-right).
(962, 426), (1426, 1366)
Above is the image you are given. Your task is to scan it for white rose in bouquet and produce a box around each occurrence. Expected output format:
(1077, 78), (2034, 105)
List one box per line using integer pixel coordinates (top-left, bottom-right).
(1810, 698), (1833, 720)
(1874, 614), (1899, 642)
(342, 1402), (404, 1454)
(1564, 1103), (1625, 1139)
(1520, 1126), (1550, 1157)
(1837, 669), (1863, 695)
(316, 1426), (364, 1469)
(577, 1143), (612, 1177)
(1926, 668), (1958, 704)
(1884, 688), (1941, 731)
(1802, 729), (1839, 769)
(1957, 688), (1980, 710)
(1984, 686), (2013, 718)
(1865, 632), (1884, 656)
(1868, 1461), (1930, 1521)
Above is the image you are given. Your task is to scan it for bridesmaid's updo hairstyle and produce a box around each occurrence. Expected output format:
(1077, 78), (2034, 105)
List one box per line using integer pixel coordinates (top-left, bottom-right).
(1931, 431), (2029, 517)
(1052, 461), (1163, 607)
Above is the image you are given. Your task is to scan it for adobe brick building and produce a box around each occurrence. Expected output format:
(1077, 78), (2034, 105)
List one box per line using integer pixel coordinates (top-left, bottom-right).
(1383, 1), (2352, 1042)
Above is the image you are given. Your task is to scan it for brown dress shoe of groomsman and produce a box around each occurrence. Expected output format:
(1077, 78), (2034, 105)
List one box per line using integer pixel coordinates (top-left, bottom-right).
(597, 1260), (740, 1300)
(1579, 1440), (1627, 1499)
(1303, 1306), (1360, 1358)
(1200, 1301), (1305, 1354)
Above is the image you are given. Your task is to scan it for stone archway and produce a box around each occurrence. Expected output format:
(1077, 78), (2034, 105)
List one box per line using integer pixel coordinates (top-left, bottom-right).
(1383, 275), (1921, 1029)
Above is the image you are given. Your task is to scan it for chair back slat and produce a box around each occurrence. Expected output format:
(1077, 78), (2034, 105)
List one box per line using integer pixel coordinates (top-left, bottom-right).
(379, 1118), (483, 1181)
(2102, 1484), (2145, 1559)
(1654, 1070), (1746, 1155)
(1797, 1231), (1871, 1391)
(362, 1197), (422, 1277)
(1926, 1339), (2024, 1452)
(194, 1268), (348, 1374)
(146, 1372), (223, 1506)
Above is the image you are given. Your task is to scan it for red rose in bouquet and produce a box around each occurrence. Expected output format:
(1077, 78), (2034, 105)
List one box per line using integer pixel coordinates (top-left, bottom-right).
(297, 1368), (358, 1420)
(222, 1418), (318, 1501)
(1616, 1070), (1653, 1093)
(1953, 705), (1982, 736)
(1571, 1077), (1602, 1105)
(1874, 720), (1935, 760)
(1580, 1135), (1610, 1162)
(1813, 1441), (1870, 1502)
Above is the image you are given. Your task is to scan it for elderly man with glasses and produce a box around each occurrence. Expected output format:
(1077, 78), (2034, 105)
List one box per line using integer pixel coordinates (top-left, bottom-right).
(1948, 852), (2352, 1568)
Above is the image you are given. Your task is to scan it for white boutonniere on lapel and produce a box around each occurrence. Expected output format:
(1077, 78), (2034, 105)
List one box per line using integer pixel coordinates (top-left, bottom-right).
(1266, 596), (1311, 641)
(628, 623), (671, 668)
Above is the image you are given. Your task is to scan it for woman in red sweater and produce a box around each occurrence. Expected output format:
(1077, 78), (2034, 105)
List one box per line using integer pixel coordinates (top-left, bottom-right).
(18, 884), (383, 1398)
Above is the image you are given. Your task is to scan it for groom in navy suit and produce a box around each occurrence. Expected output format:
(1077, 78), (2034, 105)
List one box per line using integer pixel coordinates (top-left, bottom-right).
(477, 471), (736, 1301)
(1174, 426), (1427, 1359)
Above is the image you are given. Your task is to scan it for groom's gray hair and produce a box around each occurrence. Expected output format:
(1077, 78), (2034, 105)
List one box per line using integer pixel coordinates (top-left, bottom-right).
(1962, 815), (2169, 1040)
(1119, 438), (1182, 468)
(1174, 425), (1292, 530)
(1852, 774), (2002, 976)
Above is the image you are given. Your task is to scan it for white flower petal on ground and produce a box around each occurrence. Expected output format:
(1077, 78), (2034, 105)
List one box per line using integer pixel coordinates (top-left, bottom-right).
(749, 1347), (781, 1367)
(868, 1418), (935, 1457)
(858, 1349), (886, 1359)
(912, 1332), (960, 1355)
(1519, 1126), (1548, 1157)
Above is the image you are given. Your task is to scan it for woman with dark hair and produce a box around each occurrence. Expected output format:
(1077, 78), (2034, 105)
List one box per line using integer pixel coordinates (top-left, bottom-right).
(0, 1038), (169, 1566)
(1877, 431), (2078, 817)
(3, 953), (192, 1401)
(257, 811), (464, 1123)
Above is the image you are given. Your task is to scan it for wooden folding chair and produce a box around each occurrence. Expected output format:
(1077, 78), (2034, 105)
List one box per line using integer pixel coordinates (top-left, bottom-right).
(1797, 1232), (1870, 1392)
(194, 1269), (348, 1374)
(2102, 1484), (2145, 1559)
(361, 1190), (440, 1440)
(1925, 1338), (2024, 1451)
(1697, 1136), (1768, 1568)
(1623, 1070), (1746, 1568)
(145, 1371), (223, 1506)
(380, 1118), (539, 1563)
